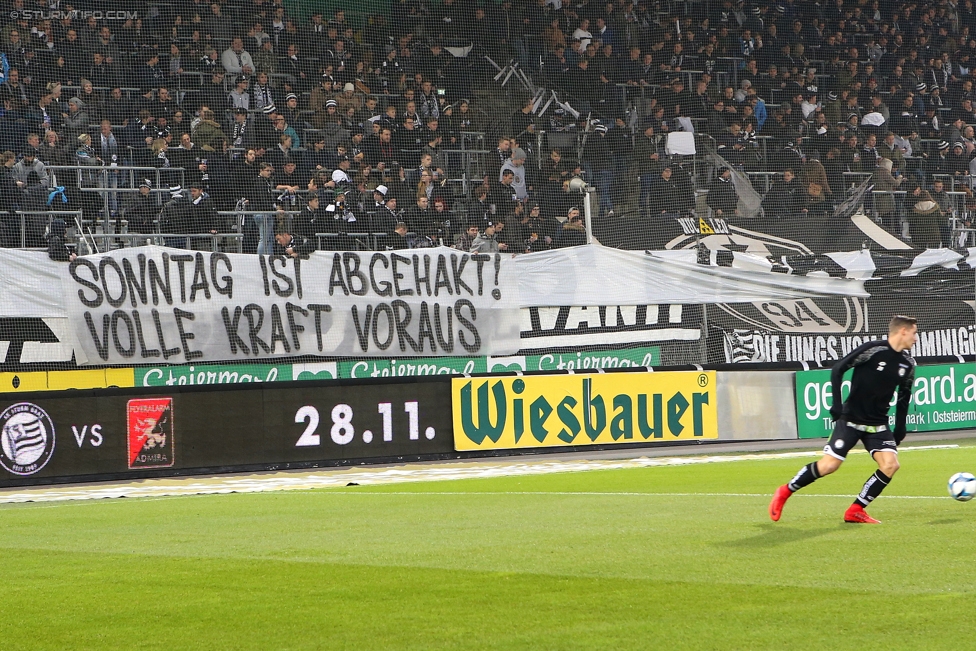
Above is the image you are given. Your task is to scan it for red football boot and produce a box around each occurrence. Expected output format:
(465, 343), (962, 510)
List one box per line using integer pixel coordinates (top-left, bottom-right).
(844, 503), (881, 524)
(769, 485), (793, 521)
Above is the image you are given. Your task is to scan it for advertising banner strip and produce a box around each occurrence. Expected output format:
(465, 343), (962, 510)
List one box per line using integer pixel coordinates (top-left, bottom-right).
(452, 371), (718, 451)
(795, 364), (976, 439)
(0, 378), (455, 487)
(131, 346), (663, 387)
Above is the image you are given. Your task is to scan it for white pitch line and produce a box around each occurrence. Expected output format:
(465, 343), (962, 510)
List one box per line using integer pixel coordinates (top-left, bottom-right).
(308, 491), (955, 500)
(0, 444), (960, 506)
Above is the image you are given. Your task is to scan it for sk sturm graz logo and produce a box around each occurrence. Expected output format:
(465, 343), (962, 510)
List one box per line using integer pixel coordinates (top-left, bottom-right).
(0, 402), (55, 475)
(127, 398), (175, 469)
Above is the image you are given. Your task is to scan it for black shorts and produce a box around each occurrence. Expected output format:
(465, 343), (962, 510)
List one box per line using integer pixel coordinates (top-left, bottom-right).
(824, 420), (898, 460)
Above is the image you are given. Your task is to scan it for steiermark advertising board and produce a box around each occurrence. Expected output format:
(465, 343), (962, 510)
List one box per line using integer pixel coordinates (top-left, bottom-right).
(133, 346), (661, 386)
(795, 364), (976, 439)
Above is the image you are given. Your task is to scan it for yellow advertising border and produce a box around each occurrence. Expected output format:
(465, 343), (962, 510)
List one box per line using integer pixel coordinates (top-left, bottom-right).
(0, 368), (135, 393)
(452, 371), (718, 451)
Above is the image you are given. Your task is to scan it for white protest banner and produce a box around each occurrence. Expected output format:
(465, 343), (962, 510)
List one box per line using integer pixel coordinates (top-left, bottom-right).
(62, 246), (521, 365)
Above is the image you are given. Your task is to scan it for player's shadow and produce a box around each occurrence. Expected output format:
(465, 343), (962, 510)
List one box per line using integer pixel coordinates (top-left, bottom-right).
(927, 518), (964, 525)
(721, 524), (839, 549)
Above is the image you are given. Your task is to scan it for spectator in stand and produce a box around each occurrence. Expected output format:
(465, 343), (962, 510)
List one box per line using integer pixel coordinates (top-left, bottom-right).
(291, 193), (323, 245)
(279, 43), (313, 94)
(187, 183), (219, 250)
(873, 158), (904, 234)
(708, 99), (732, 136)
(337, 82), (364, 115)
(804, 183), (833, 219)
(948, 141), (971, 177)
(23, 133), (43, 159)
(281, 94), (302, 128)
(12, 150), (49, 195)
(430, 197), (454, 243)
(62, 97), (89, 144)
(385, 221), (411, 250)
(490, 169), (519, 219)
(762, 169), (807, 219)
(466, 185), (490, 226)
(200, 71), (228, 113)
(229, 108), (256, 151)
(274, 221), (316, 258)
(648, 166), (690, 218)
(121, 179), (157, 235)
(253, 39), (277, 75)
(372, 194), (401, 241)
(471, 220), (507, 253)
(520, 203), (558, 253)
(0, 68), (26, 113)
(706, 168), (738, 219)
(454, 222), (479, 251)
(38, 131), (68, 166)
(273, 115), (301, 149)
(395, 115), (425, 168)
(878, 132), (906, 173)
(228, 76), (251, 111)
(267, 134), (296, 170)
(139, 51), (166, 91)
(555, 206), (587, 248)
(500, 148), (530, 201)
(251, 73), (276, 112)
(406, 195), (436, 240)
(222, 37), (255, 77)
(191, 109), (228, 150)
(159, 185), (192, 248)
(248, 162), (279, 255)
(0, 151), (19, 246)
(907, 196), (943, 248)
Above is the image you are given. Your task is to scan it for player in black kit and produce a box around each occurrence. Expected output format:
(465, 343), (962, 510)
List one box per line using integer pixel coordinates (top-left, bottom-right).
(770, 315), (918, 524)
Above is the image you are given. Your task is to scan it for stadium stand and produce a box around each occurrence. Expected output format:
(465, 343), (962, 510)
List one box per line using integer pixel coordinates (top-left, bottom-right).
(0, 0), (970, 257)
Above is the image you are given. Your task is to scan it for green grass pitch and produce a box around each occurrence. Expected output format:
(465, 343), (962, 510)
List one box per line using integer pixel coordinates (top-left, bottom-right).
(2, 440), (976, 650)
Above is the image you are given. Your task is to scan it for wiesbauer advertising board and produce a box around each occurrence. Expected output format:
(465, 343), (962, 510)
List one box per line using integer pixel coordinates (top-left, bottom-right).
(452, 372), (717, 451)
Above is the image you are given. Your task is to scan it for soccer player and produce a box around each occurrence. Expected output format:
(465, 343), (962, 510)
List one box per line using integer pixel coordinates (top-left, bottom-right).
(770, 315), (918, 524)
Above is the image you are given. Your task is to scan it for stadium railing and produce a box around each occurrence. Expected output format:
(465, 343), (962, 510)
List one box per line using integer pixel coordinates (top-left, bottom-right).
(82, 231), (245, 254)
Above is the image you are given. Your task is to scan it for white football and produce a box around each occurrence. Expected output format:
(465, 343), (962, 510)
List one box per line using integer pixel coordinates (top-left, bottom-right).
(948, 472), (976, 502)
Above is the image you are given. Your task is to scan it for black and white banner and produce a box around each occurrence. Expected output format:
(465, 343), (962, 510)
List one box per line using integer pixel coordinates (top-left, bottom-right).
(64, 247), (521, 364)
(49, 244), (864, 366)
(0, 245), (965, 369)
(706, 248), (976, 364)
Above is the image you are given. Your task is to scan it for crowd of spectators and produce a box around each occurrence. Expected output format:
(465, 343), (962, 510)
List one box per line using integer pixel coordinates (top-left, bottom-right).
(0, 0), (971, 257)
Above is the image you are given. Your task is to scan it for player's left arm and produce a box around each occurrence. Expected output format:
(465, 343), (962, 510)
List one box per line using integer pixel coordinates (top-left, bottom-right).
(893, 365), (915, 445)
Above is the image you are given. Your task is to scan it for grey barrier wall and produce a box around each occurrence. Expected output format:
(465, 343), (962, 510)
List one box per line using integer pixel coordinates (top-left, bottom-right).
(716, 371), (799, 441)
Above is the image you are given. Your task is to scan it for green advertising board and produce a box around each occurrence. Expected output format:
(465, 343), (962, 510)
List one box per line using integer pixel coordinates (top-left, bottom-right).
(135, 347), (662, 386)
(339, 346), (661, 378)
(136, 364), (294, 387)
(795, 364), (976, 439)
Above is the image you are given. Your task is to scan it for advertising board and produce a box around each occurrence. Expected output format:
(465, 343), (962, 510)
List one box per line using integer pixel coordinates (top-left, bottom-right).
(0, 378), (454, 487)
(452, 371), (718, 451)
(795, 364), (976, 439)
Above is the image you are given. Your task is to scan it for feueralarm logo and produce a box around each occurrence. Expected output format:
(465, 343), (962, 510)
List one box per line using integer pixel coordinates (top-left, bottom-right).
(127, 398), (175, 469)
(0, 402), (55, 476)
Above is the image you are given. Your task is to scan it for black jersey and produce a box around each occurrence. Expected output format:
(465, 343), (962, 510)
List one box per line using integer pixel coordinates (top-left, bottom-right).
(831, 339), (916, 429)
